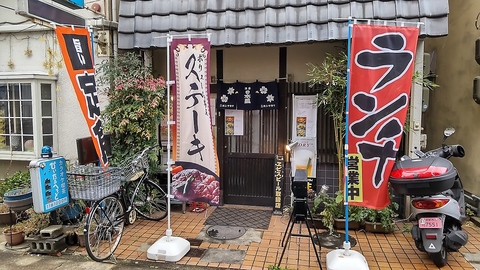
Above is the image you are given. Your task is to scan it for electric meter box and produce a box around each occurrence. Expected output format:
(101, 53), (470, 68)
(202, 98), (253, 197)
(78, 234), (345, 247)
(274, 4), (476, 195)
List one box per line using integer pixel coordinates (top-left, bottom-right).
(29, 156), (70, 213)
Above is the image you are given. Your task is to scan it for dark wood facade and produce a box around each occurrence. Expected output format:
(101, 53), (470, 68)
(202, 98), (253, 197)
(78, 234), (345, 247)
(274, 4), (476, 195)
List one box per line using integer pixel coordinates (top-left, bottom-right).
(214, 48), (338, 207)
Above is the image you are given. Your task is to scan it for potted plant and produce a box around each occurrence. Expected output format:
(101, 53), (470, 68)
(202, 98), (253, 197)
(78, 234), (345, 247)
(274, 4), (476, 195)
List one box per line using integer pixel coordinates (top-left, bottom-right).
(0, 171), (31, 200)
(76, 225), (87, 247)
(3, 187), (33, 212)
(0, 203), (17, 225)
(3, 221), (26, 246)
(5, 209), (51, 238)
(334, 205), (366, 231)
(364, 201), (399, 233)
(312, 191), (342, 234)
(330, 191), (366, 230)
(63, 214), (88, 247)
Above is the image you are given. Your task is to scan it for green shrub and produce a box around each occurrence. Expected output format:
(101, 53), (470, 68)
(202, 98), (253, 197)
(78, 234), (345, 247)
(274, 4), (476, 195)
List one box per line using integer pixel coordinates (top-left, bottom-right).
(96, 52), (167, 171)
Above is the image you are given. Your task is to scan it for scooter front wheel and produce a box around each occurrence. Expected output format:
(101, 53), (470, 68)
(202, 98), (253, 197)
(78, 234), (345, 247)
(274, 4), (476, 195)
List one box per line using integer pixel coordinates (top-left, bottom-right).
(429, 244), (447, 267)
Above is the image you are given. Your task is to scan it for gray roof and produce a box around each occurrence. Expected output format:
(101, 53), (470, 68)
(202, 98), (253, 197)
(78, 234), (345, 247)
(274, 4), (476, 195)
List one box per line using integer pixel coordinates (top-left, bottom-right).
(118, 0), (449, 49)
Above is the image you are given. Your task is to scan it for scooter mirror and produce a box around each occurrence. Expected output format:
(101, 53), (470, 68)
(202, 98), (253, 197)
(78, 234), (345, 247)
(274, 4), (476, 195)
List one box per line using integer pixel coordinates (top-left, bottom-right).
(444, 127), (455, 137)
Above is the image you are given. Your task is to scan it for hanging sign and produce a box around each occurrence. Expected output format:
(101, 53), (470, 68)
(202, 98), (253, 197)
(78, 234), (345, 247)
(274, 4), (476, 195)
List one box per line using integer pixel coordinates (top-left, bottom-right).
(347, 24), (419, 210)
(55, 26), (108, 166)
(291, 95), (317, 178)
(216, 81), (279, 110)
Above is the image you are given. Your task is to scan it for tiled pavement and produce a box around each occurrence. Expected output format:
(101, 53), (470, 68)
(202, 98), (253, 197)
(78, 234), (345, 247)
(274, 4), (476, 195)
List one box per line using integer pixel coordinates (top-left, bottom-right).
(66, 204), (480, 270)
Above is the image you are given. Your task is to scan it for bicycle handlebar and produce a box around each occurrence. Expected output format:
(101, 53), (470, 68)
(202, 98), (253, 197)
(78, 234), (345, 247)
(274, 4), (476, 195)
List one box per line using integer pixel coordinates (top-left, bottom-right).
(137, 144), (160, 159)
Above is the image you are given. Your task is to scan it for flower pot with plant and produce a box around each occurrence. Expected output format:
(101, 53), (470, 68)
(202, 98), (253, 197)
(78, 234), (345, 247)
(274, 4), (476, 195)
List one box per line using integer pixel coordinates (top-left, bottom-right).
(0, 171), (31, 200)
(0, 171), (32, 212)
(364, 201), (399, 233)
(3, 222), (25, 246)
(0, 203), (17, 225)
(5, 209), (51, 239)
(307, 52), (348, 191)
(334, 205), (366, 231)
(312, 191), (343, 234)
(330, 191), (367, 230)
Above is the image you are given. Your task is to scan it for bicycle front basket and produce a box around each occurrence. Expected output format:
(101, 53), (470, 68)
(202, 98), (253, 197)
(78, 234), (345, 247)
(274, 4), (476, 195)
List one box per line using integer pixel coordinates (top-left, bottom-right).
(67, 166), (122, 201)
(119, 152), (149, 182)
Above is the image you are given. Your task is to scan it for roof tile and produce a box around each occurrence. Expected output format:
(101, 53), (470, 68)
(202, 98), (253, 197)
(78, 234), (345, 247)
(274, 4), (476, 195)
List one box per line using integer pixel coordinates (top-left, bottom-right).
(118, 0), (449, 49)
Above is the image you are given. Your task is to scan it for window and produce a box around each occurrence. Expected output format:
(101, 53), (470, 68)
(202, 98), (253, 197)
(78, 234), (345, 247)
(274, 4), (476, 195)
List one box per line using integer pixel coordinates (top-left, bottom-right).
(0, 76), (56, 160)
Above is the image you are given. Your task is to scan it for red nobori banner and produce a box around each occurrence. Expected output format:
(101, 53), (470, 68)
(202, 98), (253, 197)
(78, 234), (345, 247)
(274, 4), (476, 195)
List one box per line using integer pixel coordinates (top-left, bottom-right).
(55, 26), (109, 166)
(347, 24), (419, 210)
(170, 38), (220, 205)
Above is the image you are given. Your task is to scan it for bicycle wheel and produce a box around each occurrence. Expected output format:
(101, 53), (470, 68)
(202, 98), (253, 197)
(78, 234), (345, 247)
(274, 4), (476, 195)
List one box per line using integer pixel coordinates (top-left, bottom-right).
(84, 196), (125, 262)
(127, 179), (168, 221)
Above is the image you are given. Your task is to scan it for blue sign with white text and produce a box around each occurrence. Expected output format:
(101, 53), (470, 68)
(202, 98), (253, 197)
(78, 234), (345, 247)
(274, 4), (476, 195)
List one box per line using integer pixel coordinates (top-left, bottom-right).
(30, 157), (69, 213)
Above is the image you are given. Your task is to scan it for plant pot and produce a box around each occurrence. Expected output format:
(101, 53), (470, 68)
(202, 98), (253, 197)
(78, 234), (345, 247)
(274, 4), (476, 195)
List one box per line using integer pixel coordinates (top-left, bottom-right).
(66, 232), (78, 246)
(77, 233), (86, 247)
(364, 221), (394, 233)
(334, 218), (361, 230)
(3, 231), (25, 246)
(306, 217), (327, 230)
(0, 212), (17, 225)
(78, 232), (96, 247)
(3, 188), (32, 201)
(3, 196), (33, 212)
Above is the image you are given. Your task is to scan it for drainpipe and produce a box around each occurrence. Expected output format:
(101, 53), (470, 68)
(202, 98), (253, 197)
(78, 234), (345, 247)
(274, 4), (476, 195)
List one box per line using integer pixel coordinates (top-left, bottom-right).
(404, 39), (425, 219)
(111, 0), (118, 56)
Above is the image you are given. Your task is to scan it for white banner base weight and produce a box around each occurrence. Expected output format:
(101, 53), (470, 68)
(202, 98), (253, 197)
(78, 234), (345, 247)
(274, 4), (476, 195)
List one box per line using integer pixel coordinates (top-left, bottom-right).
(147, 236), (190, 262)
(327, 241), (369, 270)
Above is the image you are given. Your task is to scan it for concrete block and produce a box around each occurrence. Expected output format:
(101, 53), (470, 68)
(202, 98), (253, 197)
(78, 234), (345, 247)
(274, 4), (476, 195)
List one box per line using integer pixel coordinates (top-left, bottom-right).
(40, 225), (64, 239)
(28, 234), (67, 254)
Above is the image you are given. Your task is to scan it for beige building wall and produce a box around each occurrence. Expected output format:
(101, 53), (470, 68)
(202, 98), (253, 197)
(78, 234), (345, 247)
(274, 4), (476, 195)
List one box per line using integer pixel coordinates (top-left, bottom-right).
(153, 42), (343, 83)
(424, 1), (480, 194)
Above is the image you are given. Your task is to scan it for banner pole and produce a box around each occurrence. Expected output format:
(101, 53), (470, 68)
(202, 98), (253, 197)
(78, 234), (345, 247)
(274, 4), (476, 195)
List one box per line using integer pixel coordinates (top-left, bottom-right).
(166, 34), (172, 240)
(326, 16), (370, 270)
(146, 34), (190, 262)
(88, 26), (94, 65)
(343, 16), (354, 253)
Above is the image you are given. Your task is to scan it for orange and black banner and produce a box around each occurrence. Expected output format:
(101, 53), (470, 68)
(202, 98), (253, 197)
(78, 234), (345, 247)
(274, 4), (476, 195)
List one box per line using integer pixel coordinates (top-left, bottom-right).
(55, 26), (108, 166)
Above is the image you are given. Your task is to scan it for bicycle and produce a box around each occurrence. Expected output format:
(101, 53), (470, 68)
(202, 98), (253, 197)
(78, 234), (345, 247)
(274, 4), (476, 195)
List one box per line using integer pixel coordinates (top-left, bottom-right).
(66, 145), (168, 262)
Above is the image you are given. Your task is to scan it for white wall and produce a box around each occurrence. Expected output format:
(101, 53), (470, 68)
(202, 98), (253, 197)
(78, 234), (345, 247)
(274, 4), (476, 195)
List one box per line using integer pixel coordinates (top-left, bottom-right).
(0, 0), (110, 178)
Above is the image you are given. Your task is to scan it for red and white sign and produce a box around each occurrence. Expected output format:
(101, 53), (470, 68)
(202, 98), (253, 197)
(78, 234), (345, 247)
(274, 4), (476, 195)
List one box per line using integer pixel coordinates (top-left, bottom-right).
(347, 24), (419, 209)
